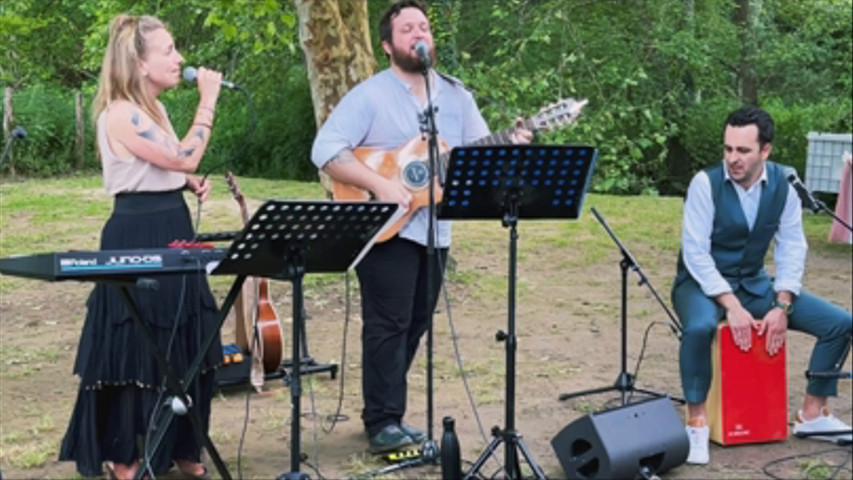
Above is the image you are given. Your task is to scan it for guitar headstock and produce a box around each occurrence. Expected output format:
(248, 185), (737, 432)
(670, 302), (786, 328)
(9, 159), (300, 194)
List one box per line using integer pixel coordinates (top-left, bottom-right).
(529, 98), (588, 132)
(224, 171), (244, 204)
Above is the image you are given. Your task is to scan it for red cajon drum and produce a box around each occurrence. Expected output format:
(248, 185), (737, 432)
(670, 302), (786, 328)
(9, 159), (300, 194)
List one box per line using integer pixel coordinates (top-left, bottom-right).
(706, 323), (789, 445)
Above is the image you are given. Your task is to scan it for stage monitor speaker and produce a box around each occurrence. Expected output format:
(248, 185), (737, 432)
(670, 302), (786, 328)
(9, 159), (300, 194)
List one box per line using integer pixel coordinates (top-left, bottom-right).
(551, 397), (689, 479)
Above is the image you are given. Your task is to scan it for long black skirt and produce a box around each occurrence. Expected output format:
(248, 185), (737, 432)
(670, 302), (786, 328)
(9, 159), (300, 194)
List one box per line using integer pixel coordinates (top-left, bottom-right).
(59, 190), (222, 477)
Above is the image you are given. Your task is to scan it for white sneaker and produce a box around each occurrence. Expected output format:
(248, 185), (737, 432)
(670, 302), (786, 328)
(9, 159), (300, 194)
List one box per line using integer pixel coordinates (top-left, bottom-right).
(793, 409), (853, 444)
(685, 425), (710, 465)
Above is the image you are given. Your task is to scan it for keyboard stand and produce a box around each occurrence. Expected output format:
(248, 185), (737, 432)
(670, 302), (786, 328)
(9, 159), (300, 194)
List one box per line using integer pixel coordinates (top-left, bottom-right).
(125, 275), (246, 480)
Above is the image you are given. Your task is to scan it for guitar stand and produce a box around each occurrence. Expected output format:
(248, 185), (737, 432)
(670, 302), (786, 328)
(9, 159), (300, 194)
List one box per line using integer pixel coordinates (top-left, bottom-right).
(558, 208), (684, 406)
(440, 144), (598, 479)
(280, 310), (338, 382)
(212, 199), (402, 480)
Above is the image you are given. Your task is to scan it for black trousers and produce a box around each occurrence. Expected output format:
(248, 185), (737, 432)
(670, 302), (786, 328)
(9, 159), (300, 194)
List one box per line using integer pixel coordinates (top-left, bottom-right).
(356, 236), (447, 437)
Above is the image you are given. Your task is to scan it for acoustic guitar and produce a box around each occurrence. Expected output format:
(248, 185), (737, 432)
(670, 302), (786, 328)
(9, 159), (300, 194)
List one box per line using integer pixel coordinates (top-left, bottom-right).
(330, 98), (587, 242)
(225, 172), (285, 374)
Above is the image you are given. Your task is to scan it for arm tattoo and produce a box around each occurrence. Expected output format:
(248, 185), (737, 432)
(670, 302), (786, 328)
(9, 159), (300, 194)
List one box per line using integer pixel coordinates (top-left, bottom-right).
(328, 149), (357, 165)
(131, 111), (140, 126)
(178, 148), (196, 159)
(138, 127), (157, 141)
(194, 128), (205, 141)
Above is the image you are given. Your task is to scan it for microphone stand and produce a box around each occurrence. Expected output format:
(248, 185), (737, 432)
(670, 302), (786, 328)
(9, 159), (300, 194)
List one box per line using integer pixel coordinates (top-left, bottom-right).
(808, 196), (853, 233)
(791, 176), (853, 233)
(558, 207), (684, 406)
(799, 334), (852, 445)
(360, 61), (441, 479)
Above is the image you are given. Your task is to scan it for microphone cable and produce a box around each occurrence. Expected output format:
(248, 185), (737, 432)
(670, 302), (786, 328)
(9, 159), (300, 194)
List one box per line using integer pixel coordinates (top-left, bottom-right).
(301, 271), (354, 480)
(140, 257), (197, 479)
(436, 247), (507, 476)
(200, 84), (257, 182)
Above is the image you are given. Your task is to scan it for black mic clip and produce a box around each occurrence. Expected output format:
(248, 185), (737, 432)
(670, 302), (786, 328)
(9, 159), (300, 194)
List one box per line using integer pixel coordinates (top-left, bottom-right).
(787, 173), (822, 213)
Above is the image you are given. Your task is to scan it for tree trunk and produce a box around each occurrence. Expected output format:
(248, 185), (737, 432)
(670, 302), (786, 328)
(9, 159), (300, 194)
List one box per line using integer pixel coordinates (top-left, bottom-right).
(3, 86), (15, 176)
(733, 0), (759, 106)
(294, 0), (375, 194)
(75, 90), (85, 170)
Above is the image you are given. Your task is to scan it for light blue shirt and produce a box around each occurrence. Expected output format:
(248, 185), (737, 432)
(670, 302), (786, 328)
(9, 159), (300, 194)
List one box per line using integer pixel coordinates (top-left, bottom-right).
(681, 160), (807, 297)
(311, 69), (490, 247)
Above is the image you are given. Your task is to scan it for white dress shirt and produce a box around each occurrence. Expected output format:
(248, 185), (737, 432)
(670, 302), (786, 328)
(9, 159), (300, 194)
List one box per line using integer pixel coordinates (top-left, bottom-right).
(681, 160), (807, 297)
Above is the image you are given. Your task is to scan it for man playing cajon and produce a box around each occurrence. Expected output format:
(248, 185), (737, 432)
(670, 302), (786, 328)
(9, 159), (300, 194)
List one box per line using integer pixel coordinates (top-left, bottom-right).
(672, 106), (852, 464)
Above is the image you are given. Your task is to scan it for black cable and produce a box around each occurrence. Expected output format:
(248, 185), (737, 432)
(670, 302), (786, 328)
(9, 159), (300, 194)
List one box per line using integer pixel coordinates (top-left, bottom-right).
(236, 282), (262, 479)
(302, 457), (326, 480)
(762, 446), (852, 480)
(236, 382), (252, 480)
(141, 260), (194, 479)
(438, 247), (506, 475)
(626, 321), (667, 405)
(322, 271), (351, 433)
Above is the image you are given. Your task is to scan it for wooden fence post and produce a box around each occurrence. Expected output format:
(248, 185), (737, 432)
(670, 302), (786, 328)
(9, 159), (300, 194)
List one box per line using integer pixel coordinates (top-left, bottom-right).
(3, 86), (16, 176)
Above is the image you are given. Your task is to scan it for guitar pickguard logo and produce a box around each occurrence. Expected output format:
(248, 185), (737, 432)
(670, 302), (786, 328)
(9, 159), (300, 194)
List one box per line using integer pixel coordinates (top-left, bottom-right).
(403, 161), (430, 190)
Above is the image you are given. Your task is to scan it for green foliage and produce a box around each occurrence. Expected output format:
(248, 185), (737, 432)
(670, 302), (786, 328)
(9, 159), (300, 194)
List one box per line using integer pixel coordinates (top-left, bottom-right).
(5, 84), (99, 175)
(2, 0), (851, 191)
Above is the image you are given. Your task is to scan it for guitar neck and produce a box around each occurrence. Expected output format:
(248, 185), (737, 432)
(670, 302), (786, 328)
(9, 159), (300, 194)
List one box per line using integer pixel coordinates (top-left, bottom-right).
(439, 119), (537, 165)
(470, 119), (536, 146)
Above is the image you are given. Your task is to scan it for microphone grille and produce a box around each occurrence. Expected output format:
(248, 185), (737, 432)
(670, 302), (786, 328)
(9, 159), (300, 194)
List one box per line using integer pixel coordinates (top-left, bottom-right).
(182, 66), (198, 83)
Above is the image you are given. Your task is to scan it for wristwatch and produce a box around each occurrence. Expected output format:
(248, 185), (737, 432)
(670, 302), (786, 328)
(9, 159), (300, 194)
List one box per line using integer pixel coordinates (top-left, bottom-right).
(772, 299), (793, 315)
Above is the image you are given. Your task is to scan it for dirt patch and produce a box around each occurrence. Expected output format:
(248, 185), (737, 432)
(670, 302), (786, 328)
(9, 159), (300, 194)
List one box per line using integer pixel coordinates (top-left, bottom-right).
(1, 217), (851, 480)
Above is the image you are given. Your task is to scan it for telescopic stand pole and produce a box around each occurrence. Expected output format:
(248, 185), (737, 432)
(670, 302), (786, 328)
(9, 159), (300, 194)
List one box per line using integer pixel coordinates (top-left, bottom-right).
(423, 59), (440, 460)
(362, 61), (441, 480)
(811, 197), (853, 233)
(278, 254), (310, 480)
(558, 207), (683, 405)
(464, 195), (546, 480)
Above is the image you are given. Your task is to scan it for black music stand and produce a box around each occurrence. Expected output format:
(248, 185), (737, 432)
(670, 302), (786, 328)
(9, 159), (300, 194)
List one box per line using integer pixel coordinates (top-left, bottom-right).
(439, 144), (597, 480)
(213, 199), (402, 480)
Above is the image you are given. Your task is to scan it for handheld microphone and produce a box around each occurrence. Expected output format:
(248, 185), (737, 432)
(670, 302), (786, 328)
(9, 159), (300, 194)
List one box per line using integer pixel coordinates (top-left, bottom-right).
(414, 40), (431, 69)
(787, 173), (821, 213)
(182, 66), (239, 90)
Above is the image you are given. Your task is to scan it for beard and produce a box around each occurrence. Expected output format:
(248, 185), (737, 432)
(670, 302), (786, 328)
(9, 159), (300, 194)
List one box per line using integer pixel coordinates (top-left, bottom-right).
(389, 43), (435, 73)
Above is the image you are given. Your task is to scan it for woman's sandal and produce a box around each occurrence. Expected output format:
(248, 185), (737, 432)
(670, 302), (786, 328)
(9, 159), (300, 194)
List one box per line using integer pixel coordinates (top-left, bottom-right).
(104, 461), (140, 480)
(175, 460), (209, 479)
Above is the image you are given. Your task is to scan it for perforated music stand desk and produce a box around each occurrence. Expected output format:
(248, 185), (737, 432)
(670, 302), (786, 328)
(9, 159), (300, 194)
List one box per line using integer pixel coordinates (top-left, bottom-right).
(439, 144), (596, 480)
(214, 199), (402, 480)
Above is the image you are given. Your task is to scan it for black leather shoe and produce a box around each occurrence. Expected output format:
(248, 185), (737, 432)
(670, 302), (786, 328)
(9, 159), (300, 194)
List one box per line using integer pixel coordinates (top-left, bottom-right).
(399, 423), (427, 444)
(368, 424), (415, 454)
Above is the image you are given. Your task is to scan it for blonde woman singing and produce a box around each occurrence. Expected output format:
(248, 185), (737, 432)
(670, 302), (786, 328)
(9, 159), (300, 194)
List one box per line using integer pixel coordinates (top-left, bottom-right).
(59, 15), (223, 480)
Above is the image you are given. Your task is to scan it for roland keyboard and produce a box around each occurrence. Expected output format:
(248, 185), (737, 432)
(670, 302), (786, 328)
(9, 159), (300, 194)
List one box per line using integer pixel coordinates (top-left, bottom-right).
(0, 247), (226, 282)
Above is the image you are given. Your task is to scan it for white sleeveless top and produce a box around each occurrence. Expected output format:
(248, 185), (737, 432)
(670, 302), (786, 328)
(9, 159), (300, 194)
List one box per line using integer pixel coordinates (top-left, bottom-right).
(97, 109), (186, 195)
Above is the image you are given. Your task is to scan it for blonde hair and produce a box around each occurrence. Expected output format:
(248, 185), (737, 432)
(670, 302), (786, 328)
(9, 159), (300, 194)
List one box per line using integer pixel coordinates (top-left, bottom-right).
(92, 15), (169, 130)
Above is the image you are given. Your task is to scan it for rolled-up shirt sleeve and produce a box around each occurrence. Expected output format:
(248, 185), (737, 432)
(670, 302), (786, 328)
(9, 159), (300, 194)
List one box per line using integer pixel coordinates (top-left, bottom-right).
(773, 185), (807, 295)
(311, 88), (374, 169)
(682, 171), (733, 296)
